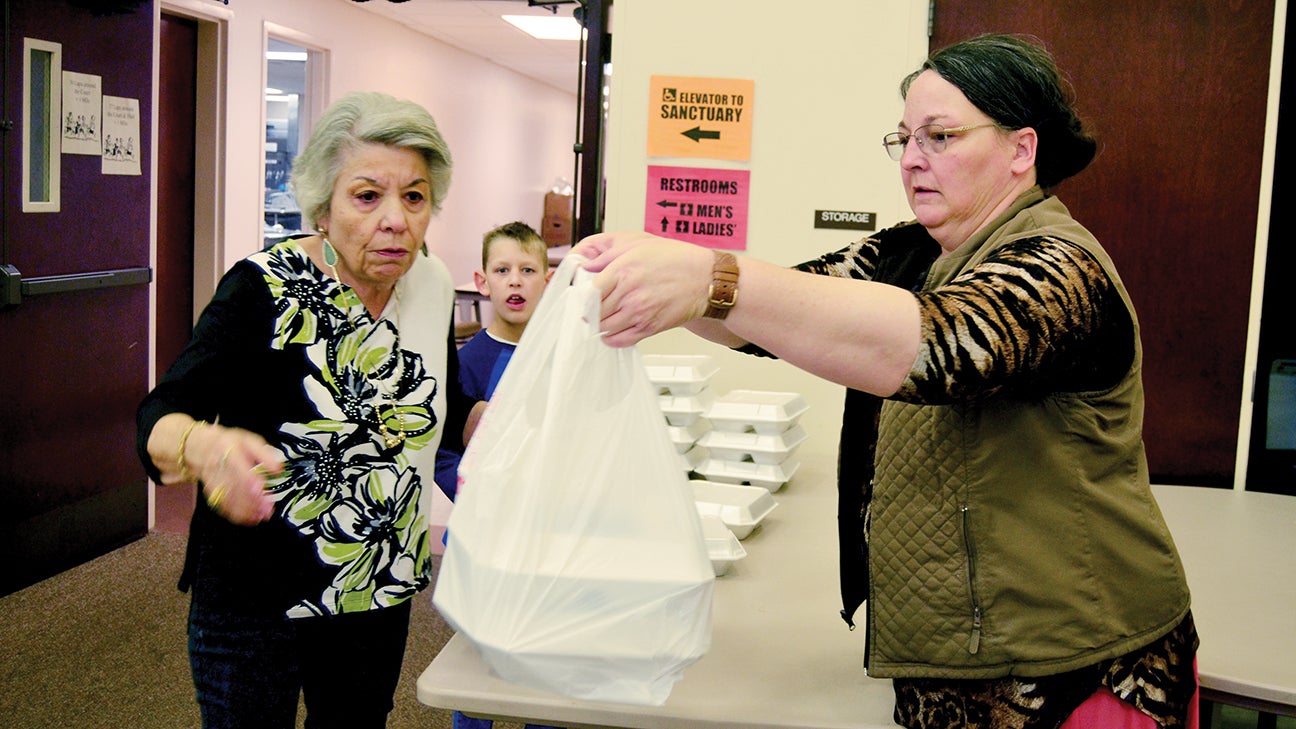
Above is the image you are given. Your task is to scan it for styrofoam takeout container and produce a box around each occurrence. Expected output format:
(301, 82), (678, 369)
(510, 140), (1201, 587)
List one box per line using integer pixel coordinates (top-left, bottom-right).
(658, 391), (714, 427)
(678, 444), (709, 474)
(642, 354), (719, 396)
(666, 419), (712, 454)
(695, 457), (800, 492)
(691, 480), (777, 540)
(699, 514), (746, 576)
(706, 390), (809, 435)
(698, 424), (808, 465)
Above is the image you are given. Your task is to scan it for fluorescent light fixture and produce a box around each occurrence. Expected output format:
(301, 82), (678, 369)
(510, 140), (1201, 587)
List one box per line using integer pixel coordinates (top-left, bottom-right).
(265, 87), (283, 95)
(266, 51), (308, 61)
(265, 94), (295, 103)
(502, 14), (582, 41)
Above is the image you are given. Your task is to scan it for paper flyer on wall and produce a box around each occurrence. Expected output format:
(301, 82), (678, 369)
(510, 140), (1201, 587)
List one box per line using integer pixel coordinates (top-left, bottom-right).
(101, 95), (140, 175)
(61, 71), (102, 156)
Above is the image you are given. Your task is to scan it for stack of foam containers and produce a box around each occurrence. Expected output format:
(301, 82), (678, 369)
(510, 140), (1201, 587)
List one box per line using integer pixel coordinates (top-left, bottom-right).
(645, 355), (743, 575)
(643, 354), (718, 477)
(695, 390), (809, 493)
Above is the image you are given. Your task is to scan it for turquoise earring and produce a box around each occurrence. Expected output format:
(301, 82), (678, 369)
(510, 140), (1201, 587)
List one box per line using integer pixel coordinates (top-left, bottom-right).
(322, 235), (338, 267)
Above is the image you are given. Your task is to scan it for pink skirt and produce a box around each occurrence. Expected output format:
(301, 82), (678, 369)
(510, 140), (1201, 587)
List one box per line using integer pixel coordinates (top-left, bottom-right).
(1060, 659), (1199, 729)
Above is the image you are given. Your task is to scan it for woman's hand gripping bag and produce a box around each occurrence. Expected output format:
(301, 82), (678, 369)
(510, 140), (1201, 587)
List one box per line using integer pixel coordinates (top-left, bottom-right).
(433, 255), (714, 706)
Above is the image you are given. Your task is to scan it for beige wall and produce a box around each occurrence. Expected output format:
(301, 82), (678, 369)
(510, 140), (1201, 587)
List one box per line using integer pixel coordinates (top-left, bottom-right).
(602, 0), (928, 440)
(162, 0), (578, 293)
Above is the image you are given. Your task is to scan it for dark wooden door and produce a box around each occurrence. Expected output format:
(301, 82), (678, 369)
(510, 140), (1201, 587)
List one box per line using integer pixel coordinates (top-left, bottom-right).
(931, 1), (1274, 486)
(157, 13), (197, 374)
(0, 1), (154, 595)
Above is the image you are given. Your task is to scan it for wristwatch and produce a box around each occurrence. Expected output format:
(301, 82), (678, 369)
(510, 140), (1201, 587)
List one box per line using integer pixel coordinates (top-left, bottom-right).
(703, 251), (739, 320)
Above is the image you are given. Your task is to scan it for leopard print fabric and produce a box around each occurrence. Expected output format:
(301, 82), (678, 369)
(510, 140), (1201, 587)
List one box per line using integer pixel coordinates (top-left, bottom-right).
(898, 234), (1135, 404)
(892, 613), (1199, 729)
(796, 225), (1198, 728)
(797, 228), (1135, 403)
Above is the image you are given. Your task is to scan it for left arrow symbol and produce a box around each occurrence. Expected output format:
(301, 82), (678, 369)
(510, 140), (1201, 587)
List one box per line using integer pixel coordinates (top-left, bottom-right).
(682, 126), (721, 142)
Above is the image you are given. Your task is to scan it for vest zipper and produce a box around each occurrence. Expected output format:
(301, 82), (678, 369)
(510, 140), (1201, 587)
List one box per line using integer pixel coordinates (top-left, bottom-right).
(863, 501), (873, 669)
(960, 504), (982, 654)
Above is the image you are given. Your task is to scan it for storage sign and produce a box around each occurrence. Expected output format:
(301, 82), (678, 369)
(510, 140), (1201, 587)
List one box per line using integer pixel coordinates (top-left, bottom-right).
(814, 209), (877, 231)
(645, 165), (750, 250)
(648, 75), (754, 161)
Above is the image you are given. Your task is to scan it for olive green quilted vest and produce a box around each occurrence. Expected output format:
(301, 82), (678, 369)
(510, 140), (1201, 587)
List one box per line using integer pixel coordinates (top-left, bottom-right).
(866, 190), (1190, 679)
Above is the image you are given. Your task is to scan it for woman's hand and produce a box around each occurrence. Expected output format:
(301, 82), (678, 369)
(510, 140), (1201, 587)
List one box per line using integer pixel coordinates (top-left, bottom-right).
(150, 415), (283, 526)
(574, 231), (713, 347)
(196, 428), (283, 526)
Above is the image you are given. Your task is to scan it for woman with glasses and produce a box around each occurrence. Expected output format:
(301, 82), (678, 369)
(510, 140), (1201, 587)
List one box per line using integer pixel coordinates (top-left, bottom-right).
(573, 34), (1198, 729)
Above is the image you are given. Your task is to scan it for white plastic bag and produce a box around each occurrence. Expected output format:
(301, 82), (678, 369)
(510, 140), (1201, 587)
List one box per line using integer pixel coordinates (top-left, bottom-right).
(433, 254), (714, 706)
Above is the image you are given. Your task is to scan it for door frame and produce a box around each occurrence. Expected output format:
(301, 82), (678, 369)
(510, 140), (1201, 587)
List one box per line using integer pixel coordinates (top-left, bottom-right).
(157, 0), (230, 331)
(150, 0), (230, 528)
(1236, 3), (1289, 490)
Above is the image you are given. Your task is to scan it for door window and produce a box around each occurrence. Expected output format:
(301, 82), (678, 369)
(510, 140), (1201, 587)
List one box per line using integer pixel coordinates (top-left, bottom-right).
(264, 38), (310, 248)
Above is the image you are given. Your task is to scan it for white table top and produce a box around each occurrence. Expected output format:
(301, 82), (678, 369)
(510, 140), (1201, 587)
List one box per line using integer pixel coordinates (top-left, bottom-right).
(1151, 484), (1296, 713)
(418, 438), (898, 728)
(417, 444), (1296, 727)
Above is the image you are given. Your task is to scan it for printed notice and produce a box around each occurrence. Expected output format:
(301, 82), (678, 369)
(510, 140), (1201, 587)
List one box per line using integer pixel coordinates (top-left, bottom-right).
(62, 71), (102, 155)
(813, 209), (877, 232)
(648, 76), (754, 161)
(101, 95), (141, 176)
(645, 165), (750, 250)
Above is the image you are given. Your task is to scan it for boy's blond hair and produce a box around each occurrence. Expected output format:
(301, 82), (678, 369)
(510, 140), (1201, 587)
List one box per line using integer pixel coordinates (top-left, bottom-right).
(481, 221), (548, 272)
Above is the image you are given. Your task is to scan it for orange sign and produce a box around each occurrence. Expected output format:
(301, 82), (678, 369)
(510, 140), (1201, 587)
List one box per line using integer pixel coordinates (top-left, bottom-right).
(648, 75), (754, 161)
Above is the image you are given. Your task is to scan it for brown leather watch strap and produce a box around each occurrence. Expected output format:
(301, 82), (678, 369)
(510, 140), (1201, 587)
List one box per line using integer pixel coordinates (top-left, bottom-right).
(703, 251), (739, 320)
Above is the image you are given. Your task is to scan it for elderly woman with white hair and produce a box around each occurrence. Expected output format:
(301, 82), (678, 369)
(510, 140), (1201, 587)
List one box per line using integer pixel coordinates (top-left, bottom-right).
(138, 91), (481, 728)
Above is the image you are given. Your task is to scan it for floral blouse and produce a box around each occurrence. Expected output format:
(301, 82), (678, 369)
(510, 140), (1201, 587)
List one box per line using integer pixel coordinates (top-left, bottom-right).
(137, 241), (470, 619)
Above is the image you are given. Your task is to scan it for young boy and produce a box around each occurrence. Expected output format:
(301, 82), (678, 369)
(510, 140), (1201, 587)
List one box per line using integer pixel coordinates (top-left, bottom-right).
(460, 221), (553, 400)
(435, 221), (551, 496)
(440, 222), (557, 729)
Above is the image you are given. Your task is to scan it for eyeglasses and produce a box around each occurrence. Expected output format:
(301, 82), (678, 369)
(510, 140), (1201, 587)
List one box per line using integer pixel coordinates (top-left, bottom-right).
(881, 123), (1000, 161)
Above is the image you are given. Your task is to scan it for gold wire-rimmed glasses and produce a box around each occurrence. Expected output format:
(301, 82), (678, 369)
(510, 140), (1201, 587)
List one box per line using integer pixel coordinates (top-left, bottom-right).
(881, 123), (1001, 161)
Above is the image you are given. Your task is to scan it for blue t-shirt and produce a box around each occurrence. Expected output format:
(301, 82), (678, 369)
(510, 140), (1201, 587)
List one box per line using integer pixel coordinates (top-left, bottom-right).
(456, 329), (517, 401)
(435, 330), (517, 497)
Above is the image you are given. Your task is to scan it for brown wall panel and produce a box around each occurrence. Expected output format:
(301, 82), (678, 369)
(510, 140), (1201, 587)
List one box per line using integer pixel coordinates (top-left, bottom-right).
(932, 1), (1273, 485)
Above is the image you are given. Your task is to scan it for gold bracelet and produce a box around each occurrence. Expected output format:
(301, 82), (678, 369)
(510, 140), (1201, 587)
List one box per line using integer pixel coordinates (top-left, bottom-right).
(176, 419), (207, 483)
(205, 482), (228, 511)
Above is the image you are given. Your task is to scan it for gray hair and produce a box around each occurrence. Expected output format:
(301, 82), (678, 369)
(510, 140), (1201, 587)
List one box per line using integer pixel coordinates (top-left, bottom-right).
(291, 91), (453, 230)
(902, 34), (1097, 188)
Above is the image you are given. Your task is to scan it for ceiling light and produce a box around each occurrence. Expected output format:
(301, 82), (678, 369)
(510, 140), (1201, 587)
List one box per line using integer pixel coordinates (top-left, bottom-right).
(266, 51), (307, 62)
(502, 14), (582, 41)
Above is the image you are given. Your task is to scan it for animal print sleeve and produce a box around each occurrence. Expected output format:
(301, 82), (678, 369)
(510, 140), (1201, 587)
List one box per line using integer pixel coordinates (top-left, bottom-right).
(794, 236), (883, 280)
(896, 237), (1134, 404)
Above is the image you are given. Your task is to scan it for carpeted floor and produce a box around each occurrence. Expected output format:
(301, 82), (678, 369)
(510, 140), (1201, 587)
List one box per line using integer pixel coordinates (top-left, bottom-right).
(0, 530), (529, 729)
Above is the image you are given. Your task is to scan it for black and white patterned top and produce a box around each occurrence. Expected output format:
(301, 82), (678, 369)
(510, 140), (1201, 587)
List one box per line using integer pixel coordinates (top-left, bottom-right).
(138, 240), (471, 619)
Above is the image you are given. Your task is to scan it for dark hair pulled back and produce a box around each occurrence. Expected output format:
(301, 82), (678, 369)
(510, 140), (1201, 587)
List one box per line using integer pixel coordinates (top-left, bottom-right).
(901, 34), (1097, 188)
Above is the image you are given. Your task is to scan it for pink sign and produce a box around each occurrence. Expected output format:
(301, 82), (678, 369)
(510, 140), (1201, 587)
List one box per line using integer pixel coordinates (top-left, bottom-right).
(644, 165), (750, 250)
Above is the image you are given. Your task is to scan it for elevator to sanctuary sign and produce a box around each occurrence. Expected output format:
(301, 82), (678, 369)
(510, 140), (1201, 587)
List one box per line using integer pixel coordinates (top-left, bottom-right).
(649, 75), (754, 161)
(645, 165), (750, 250)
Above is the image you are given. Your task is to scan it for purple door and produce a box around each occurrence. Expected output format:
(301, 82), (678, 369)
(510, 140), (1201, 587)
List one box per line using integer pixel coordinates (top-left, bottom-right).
(0, 2), (155, 595)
